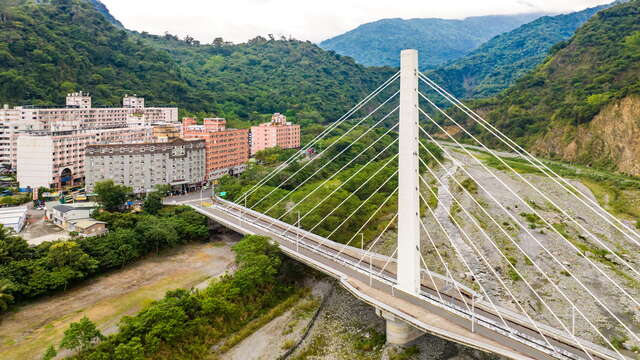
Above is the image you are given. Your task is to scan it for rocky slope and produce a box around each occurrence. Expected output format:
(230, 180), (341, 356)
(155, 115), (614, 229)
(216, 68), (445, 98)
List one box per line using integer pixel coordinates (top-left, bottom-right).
(467, 0), (640, 175)
(532, 95), (640, 176)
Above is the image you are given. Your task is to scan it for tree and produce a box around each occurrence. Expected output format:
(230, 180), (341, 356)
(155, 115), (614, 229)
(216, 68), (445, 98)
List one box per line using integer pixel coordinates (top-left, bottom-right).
(143, 191), (163, 215)
(60, 316), (104, 353)
(94, 180), (131, 212)
(41, 345), (57, 360)
(0, 225), (32, 264)
(0, 278), (14, 312)
(114, 337), (144, 360)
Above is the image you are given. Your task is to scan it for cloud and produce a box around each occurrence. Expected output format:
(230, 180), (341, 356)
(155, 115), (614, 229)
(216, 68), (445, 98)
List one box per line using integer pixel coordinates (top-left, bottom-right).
(100, 0), (613, 44)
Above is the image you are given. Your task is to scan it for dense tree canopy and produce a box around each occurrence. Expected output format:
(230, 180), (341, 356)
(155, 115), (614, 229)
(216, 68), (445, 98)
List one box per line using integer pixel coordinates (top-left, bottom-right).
(0, 206), (209, 309)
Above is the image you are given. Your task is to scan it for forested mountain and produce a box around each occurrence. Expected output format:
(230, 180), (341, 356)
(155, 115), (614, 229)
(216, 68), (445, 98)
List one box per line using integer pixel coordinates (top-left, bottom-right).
(0, 0), (394, 124)
(428, 3), (613, 99)
(319, 13), (545, 70)
(135, 33), (395, 125)
(0, 0), (191, 107)
(473, 0), (640, 175)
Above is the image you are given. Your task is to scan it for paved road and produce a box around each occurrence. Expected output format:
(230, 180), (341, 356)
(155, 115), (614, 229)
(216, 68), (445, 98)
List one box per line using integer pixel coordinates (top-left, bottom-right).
(168, 196), (624, 360)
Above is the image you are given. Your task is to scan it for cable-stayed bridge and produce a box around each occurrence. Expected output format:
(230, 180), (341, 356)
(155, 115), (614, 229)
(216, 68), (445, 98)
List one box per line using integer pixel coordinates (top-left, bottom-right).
(172, 50), (640, 360)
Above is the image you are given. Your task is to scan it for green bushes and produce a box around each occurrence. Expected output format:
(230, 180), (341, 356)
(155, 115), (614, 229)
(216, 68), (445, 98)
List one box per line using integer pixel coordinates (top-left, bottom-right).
(65, 235), (296, 360)
(0, 206), (208, 309)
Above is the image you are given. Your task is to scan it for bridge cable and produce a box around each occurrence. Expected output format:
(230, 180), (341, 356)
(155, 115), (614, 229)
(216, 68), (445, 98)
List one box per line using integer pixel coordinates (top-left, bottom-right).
(418, 251), (445, 303)
(417, 141), (623, 360)
(417, 117), (640, 350)
(293, 163), (398, 239)
(331, 187), (399, 258)
(236, 72), (400, 203)
(419, 76), (640, 269)
(247, 98), (399, 211)
(267, 126), (399, 233)
(236, 73), (399, 204)
(249, 105), (399, 218)
(416, 151), (597, 357)
(418, 212), (471, 311)
(418, 94), (640, 305)
(419, 73), (640, 248)
(416, 193), (508, 328)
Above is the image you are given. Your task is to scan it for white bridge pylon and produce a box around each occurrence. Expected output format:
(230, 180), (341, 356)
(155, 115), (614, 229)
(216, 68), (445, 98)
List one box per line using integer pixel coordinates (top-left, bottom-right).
(397, 49), (421, 295)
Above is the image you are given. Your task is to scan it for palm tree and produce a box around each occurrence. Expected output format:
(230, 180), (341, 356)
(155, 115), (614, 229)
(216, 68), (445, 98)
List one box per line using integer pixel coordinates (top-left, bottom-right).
(0, 278), (14, 312)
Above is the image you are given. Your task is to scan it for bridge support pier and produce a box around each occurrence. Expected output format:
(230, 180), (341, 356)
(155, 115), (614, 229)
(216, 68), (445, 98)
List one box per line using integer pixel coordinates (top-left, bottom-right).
(379, 310), (424, 345)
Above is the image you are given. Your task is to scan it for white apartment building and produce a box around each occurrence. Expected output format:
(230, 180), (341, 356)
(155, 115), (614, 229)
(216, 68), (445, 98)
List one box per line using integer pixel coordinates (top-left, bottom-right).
(6, 92), (179, 189)
(17, 127), (155, 189)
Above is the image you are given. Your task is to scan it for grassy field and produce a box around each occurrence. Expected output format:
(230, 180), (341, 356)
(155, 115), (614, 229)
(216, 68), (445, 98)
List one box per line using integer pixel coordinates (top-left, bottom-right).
(0, 241), (236, 360)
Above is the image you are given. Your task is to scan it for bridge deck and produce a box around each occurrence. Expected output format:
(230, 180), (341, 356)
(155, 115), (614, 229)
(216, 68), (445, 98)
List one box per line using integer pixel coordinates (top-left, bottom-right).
(174, 197), (623, 360)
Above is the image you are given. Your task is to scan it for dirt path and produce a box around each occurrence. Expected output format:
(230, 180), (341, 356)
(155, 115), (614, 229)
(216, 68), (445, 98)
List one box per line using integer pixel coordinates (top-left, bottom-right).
(219, 280), (332, 360)
(0, 235), (238, 360)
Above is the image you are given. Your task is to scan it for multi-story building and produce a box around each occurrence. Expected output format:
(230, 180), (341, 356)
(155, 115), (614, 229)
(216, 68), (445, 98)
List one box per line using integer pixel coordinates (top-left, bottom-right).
(250, 113), (300, 155)
(85, 138), (206, 194)
(181, 118), (249, 180)
(17, 127), (155, 189)
(5, 92), (179, 188)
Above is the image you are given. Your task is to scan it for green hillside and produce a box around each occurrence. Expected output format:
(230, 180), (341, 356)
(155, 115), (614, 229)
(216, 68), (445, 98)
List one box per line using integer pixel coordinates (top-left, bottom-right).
(0, 0), (190, 108)
(429, 3), (612, 99)
(480, 0), (640, 144)
(0, 0), (394, 124)
(136, 33), (395, 124)
(319, 14), (545, 70)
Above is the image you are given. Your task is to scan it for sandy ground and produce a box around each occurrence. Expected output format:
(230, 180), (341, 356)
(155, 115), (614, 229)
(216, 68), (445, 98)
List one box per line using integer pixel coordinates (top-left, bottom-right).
(219, 280), (333, 360)
(0, 235), (239, 360)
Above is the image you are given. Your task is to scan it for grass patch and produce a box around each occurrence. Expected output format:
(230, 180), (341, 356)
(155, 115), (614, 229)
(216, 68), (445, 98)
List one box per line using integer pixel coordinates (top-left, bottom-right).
(290, 334), (328, 360)
(459, 177), (478, 195)
(507, 268), (522, 281)
(520, 212), (544, 229)
(352, 328), (386, 352)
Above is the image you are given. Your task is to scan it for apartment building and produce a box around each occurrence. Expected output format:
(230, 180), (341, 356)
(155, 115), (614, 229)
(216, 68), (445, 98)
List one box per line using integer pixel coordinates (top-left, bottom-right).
(1, 92), (178, 170)
(250, 113), (300, 155)
(85, 139), (206, 194)
(17, 127), (155, 189)
(6, 92), (179, 188)
(181, 118), (249, 180)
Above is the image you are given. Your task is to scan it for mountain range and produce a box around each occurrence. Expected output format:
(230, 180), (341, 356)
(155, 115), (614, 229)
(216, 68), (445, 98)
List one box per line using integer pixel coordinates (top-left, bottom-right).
(476, 0), (640, 175)
(319, 13), (546, 70)
(1, 0), (640, 175)
(428, 3), (614, 99)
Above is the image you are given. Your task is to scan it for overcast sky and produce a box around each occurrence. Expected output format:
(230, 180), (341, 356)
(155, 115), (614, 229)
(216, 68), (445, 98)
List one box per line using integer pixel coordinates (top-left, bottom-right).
(100, 0), (613, 44)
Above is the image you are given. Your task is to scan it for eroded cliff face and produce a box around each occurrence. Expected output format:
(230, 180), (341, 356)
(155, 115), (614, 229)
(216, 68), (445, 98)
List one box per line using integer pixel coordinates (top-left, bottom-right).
(532, 95), (640, 176)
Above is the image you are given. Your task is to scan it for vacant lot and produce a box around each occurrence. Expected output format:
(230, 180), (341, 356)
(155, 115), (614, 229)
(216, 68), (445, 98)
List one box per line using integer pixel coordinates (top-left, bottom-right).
(0, 235), (238, 359)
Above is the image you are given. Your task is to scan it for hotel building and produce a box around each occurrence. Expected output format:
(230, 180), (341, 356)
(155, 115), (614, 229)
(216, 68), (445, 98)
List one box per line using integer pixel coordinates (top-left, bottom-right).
(85, 139), (206, 194)
(250, 113), (300, 155)
(3, 92), (179, 188)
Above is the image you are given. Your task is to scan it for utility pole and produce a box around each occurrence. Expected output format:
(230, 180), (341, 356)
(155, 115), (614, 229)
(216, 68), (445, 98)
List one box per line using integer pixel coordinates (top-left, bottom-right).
(397, 49), (421, 296)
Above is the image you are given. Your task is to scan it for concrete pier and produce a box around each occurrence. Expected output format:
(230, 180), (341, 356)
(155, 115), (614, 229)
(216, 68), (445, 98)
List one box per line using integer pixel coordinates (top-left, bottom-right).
(381, 311), (424, 345)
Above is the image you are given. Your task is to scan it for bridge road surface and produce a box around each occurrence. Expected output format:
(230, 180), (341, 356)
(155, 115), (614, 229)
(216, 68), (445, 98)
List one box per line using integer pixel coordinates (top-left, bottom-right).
(166, 195), (624, 360)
